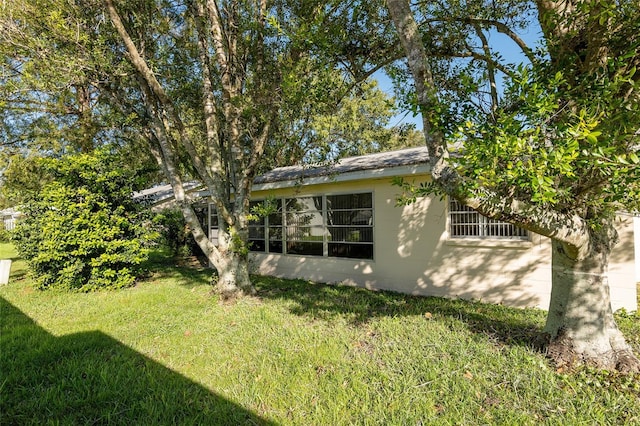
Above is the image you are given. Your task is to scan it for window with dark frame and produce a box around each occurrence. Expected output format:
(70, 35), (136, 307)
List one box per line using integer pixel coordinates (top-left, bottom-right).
(285, 196), (324, 256)
(248, 200), (266, 252)
(326, 193), (373, 259)
(220, 192), (374, 260)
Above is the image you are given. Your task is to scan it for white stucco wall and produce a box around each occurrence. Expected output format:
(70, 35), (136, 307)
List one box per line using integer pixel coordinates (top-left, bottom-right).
(635, 216), (640, 282)
(249, 173), (638, 312)
(606, 214), (636, 311)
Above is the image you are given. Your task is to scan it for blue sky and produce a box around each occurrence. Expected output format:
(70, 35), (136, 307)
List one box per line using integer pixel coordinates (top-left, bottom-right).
(379, 17), (543, 130)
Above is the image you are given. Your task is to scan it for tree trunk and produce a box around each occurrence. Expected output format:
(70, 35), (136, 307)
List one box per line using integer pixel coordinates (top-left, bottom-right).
(545, 239), (640, 372)
(104, 0), (258, 299)
(214, 249), (254, 299)
(208, 219), (255, 299)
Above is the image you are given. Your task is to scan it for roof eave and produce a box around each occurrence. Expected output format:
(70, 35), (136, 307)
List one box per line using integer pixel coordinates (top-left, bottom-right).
(252, 162), (431, 192)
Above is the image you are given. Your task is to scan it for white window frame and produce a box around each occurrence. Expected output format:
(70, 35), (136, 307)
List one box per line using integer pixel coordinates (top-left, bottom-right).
(448, 198), (528, 240)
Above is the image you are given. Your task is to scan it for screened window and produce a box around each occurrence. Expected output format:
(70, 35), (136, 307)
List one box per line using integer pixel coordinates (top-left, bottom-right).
(208, 204), (219, 245)
(248, 201), (266, 252)
(267, 200), (284, 253)
(326, 193), (373, 259)
(208, 194), (374, 259)
(283, 196), (323, 255)
(449, 199), (528, 240)
(244, 192), (374, 260)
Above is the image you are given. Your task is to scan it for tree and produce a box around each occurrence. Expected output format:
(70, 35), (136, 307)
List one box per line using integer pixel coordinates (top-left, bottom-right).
(2, 0), (406, 298)
(12, 149), (154, 291)
(0, 0), (161, 207)
(385, 0), (640, 371)
(306, 80), (423, 158)
(98, 0), (413, 297)
(98, 0), (332, 297)
(0, 0), (98, 154)
(3, 0), (395, 297)
(264, 79), (423, 170)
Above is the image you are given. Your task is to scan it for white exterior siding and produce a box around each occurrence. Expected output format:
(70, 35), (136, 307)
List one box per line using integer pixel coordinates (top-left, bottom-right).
(1, 209), (21, 231)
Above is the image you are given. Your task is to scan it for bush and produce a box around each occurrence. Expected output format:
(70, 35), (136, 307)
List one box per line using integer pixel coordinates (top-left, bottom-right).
(12, 149), (156, 291)
(0, 228), (12, 243)
(152, 209), (205, 259)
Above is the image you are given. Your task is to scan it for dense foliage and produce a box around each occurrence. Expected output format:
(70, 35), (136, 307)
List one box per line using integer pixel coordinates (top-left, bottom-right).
(454, 8), (640, 219)
(12, 149), (155, 291)
(152, 208), (207, 259)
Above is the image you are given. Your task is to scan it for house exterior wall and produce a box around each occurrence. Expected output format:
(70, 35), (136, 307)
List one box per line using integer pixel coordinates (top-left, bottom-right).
(250, 173), (638, 312)
(635, 216), (640, 282)
(1, 210), (22, 231)
(610, 214), (637, 311)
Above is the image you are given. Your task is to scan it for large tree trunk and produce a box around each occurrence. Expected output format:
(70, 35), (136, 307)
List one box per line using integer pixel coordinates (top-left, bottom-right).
(214, 248), (254, 299)
(180, 201), (254, 298)
(209, 217), (255, 299)
(545, 238), (640, 372)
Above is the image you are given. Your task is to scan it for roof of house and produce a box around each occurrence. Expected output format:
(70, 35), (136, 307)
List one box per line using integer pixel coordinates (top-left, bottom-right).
(254, 146), (430, 184)
(0, 208), (21, 218)
(136, 146), (431, 205)
(133, 181), (203, 205)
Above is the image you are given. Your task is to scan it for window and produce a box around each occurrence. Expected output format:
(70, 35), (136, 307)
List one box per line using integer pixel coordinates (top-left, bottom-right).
(449, 199), (528, 240)
(285, 196), (324, 255)
(193, 204), (209, 230)
(242, 192), (374, 260)
(326, 193), (373, 259)
(248, 201), (266, 252)
(208, 204), (220, 246)
(267, 200), (284, 253)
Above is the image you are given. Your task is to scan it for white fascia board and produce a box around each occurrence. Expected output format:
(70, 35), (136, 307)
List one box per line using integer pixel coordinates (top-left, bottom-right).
(252, 163), (431, 192)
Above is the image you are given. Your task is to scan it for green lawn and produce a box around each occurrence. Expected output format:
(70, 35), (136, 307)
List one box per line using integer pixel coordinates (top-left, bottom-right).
(1, 243), (639, 425)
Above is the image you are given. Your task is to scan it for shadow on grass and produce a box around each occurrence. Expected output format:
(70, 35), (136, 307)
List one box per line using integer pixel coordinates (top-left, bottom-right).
(0, 297), (275, 425)
(3, 262), (28, 282)
(141, 250), (212, 289)
(254, 276), (549, 352)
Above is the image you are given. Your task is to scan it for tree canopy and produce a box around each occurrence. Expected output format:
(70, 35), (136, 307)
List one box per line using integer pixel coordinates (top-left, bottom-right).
(0, 0), (162, 207)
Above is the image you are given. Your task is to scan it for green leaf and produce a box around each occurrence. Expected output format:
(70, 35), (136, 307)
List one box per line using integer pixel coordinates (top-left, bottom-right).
(599, 14), (608, 26)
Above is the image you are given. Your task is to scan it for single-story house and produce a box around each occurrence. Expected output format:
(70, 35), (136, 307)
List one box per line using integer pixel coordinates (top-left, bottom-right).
(139, 147), (638, 312)
(0, 208), (22, 231)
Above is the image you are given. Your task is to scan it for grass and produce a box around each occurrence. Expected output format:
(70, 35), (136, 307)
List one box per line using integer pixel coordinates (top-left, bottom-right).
(1, 244), (639, 425)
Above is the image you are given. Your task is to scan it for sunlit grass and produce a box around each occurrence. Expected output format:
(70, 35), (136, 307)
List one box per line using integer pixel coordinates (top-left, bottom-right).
(1, 243), (639, 425)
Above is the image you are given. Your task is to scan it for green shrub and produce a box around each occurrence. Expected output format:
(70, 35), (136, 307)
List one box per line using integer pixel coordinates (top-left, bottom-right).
(12, 149), (156, 291)
(152, 208), (206, 259)
(153, 209), (190, 257)
(0, 228), (12, 243)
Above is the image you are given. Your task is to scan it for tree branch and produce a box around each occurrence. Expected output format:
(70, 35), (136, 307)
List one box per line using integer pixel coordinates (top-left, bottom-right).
(206, 0), (243, 210)
(419, 16), (537, 64)
(472, 24), (498, 114)
(386, 0), (591, 260)
(104, 0), (222, 208)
